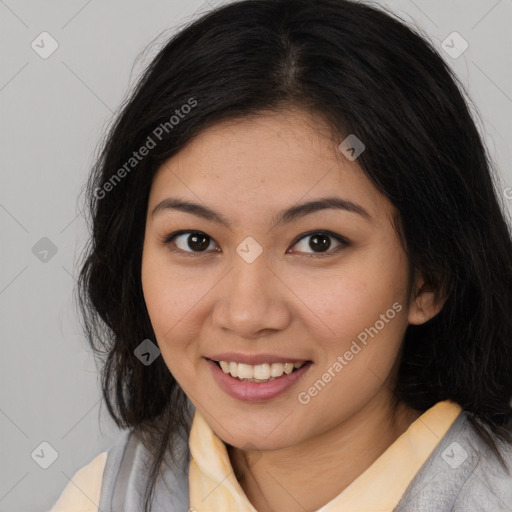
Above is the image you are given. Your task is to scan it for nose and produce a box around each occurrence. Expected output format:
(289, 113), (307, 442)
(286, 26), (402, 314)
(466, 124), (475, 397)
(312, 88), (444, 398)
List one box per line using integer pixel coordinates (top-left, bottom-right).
(211, 255), (292, 339)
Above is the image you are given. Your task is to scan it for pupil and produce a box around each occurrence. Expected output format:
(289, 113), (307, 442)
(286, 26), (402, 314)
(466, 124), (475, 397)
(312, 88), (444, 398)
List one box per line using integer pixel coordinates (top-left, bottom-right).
(310, 234), (330, 252)
(188, 232), (209, 251)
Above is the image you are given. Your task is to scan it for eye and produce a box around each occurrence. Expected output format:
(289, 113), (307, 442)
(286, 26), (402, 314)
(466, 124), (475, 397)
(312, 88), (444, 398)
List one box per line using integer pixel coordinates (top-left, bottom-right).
(163, 229), (349, 258)
(289, 230), (349, 258)
(163, 231), (218, 255)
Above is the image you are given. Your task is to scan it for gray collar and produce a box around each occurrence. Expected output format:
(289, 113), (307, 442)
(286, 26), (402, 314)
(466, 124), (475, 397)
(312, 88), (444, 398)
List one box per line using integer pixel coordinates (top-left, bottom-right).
(99, 407), (512, 511)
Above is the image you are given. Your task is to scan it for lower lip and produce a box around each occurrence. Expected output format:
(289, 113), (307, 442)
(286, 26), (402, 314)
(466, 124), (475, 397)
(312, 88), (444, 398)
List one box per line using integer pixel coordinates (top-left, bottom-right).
(206, 358), (313, 402)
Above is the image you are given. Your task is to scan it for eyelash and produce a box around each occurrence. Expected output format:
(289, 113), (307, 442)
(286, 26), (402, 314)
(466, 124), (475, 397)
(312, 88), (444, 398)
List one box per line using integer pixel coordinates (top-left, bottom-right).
(162, 230), (350, 259)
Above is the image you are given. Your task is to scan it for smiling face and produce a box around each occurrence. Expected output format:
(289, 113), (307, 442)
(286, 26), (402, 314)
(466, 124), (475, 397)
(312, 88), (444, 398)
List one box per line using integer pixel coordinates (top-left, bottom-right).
(141, 108), (432, 451)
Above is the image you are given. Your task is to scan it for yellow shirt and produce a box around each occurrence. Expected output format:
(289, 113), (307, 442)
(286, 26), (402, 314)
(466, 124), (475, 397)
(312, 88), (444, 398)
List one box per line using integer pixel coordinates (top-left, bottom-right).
(49, 451), (107, 512)
(48, 400), (462, 511)
(188, 400), (462, 512)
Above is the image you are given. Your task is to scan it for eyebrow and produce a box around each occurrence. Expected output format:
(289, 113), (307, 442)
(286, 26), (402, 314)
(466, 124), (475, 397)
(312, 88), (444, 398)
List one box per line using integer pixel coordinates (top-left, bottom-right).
(151, 196), (372, 229)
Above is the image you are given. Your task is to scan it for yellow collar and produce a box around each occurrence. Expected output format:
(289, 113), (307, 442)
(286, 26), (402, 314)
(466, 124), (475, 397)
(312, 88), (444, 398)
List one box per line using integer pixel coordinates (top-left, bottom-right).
(189, 400), (462, 511)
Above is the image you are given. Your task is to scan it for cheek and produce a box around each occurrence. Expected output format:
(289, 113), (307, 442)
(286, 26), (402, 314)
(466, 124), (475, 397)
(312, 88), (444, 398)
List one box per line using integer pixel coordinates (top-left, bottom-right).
(141, 265), (195, 386)
(297, 274), (408, 428)
(141, 252), (189, 363)
(299, 261), (408, 345)
(294, 248), (409, 396)
(141, 249), (215, 385)
(141, 249), (202, 333)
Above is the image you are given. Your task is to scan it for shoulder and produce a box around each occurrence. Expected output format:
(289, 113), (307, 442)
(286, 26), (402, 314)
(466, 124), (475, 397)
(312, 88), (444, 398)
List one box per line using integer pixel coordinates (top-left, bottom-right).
(50, 409), (193, 511)
(49, 450), (109, 512)
(395, 411), (512, 511)
(97, 426), (191, 511)
(452, 420), (512, 511)
(48, 430), (132, 512)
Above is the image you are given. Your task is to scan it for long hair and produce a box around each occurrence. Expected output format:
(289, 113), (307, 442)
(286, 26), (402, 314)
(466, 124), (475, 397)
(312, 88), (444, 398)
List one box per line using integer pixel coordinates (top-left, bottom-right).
(77, 0), (512, 509)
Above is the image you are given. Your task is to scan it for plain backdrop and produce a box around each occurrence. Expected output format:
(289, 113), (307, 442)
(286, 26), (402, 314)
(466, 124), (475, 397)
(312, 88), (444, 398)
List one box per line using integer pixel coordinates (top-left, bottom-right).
(0, 0), (511, 510)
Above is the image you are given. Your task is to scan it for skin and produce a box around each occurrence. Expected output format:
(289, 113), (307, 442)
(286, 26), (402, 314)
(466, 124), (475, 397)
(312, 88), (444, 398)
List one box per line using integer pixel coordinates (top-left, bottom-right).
(141, 108), (446, 512)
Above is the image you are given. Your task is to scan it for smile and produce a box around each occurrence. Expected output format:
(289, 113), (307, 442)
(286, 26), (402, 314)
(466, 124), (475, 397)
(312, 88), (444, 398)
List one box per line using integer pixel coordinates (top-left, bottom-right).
(213, 360), (307, 382)
(206, 358), (313, 401)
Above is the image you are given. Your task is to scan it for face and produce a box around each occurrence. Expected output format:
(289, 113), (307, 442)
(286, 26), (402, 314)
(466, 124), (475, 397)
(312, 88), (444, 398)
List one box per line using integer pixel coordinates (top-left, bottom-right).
(141, 109), (427, 451)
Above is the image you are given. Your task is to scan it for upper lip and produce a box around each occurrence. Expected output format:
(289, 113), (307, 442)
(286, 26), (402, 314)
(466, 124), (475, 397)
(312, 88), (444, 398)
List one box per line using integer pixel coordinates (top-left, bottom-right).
(206, 353), (311, 365)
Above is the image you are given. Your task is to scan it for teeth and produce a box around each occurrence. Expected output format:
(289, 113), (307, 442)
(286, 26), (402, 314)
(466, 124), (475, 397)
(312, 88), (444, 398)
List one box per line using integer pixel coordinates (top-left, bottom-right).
(229, 361), (238, 378)
(254, 363), (270, 379)
(216, 360), (307, 381)
(237, 363), (254, 379)
(283, 362), (294, 374)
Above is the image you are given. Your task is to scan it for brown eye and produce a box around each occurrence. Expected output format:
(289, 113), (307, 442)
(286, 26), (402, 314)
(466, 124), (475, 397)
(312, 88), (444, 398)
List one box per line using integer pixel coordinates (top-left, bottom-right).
(164, 231), (218, 254)
(185, 232), (211, 251)
(163, 229), (349, 259)
(290, 231), (349, 257)
(309, 233), (331, 252)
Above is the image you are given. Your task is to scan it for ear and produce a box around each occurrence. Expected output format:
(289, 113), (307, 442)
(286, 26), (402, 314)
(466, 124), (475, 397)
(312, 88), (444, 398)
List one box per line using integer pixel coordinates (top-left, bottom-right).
(407, 270), (448, 326)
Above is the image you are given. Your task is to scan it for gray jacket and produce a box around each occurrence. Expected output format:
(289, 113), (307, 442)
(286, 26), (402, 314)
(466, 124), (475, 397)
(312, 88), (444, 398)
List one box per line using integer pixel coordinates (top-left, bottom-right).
(98, 408), (512, 511)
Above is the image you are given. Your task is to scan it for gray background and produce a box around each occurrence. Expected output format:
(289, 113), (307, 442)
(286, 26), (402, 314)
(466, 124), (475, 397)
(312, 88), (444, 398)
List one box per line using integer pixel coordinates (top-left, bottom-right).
(0, 0), (511, 510)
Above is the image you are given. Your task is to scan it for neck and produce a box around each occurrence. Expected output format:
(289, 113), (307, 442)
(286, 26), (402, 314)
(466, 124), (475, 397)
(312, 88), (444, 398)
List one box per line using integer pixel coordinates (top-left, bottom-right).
(227, 392), (422, 512)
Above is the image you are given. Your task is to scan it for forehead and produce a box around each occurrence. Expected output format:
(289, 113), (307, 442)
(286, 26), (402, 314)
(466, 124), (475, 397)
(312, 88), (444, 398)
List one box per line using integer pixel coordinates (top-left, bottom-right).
(148, 109), (387, 222)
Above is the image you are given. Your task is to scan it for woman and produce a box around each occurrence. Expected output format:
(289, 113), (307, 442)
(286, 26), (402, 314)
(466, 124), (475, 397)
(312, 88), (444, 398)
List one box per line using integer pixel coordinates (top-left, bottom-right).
(50, 0), (512, 510)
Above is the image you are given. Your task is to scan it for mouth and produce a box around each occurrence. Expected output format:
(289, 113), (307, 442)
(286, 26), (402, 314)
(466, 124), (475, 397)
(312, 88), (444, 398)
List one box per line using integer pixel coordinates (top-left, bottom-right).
(206, 357), (313, 402)
(207, 358), (312, 383)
